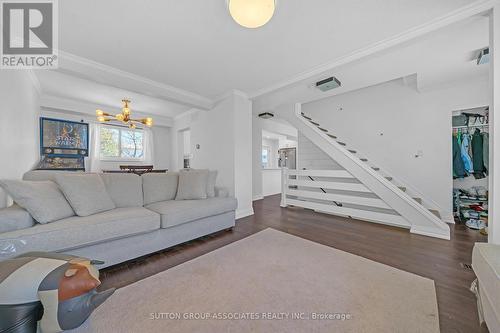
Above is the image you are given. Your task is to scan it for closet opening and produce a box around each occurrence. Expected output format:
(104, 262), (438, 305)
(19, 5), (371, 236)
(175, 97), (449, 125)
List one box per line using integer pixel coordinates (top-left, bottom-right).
(452, 106), (489, 235)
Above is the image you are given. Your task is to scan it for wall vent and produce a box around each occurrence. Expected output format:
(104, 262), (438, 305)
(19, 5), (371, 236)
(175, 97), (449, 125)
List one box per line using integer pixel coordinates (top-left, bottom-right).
(316, 76), (341, 92)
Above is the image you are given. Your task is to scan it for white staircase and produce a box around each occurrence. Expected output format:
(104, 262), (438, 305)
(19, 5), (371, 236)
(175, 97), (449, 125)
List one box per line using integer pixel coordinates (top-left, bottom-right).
(278, 103), (450, 240)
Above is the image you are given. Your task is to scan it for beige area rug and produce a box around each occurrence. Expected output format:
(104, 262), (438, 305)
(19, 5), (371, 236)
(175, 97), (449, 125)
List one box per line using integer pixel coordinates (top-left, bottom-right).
(70, 228), (439, 333)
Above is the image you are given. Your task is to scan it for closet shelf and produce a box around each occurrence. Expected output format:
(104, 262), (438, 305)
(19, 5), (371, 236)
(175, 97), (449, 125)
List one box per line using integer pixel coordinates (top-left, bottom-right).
(452, 124), (488, 130)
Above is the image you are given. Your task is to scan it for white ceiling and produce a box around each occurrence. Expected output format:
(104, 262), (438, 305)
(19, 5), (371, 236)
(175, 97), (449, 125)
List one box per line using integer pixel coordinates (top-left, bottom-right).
(58, 0), (475, 99)
(253, 15), (489, 114)
(262, 130), (285, 141)
(36, 70), (190, 118)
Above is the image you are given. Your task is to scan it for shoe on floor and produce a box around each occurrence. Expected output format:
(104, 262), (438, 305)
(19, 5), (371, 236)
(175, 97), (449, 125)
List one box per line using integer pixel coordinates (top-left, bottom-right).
(466, 219), (486, 230)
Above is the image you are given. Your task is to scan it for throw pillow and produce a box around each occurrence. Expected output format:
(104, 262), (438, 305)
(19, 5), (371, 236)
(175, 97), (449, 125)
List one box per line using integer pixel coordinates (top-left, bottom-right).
(0, 180), (75, 224)
(207, 170), (218, 198)
(175, 169), (209, 200)
(55, 174), (116, 216)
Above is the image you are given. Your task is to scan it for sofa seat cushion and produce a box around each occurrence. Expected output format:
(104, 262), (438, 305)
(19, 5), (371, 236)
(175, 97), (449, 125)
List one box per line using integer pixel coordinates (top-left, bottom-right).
(0, 207), (160, 255)
(472, 243), (500, 323)
(146, 197), (237, 228)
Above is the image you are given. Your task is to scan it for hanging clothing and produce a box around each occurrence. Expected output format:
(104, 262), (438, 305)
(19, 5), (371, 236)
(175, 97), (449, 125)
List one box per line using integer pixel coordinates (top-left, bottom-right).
(471, 129), (485, 179)
(460, 133), (474, 173)
(453, 135), (466, 178)
(482, 132), (489, 173)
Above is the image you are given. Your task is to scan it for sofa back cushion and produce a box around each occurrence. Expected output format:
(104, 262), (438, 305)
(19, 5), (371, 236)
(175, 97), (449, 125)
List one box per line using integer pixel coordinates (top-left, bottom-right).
(23, 170), (85, 182)
(0, 204), (35, 233)
(55, 174), (115, 217)
(0, 180), (75, 224)
(142, 172), (179, 205)
(99, 174), (143, 207)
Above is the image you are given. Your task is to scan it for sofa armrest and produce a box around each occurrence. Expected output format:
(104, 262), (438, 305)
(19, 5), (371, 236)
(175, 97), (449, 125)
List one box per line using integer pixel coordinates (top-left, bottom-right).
(215, 186), (229, 198)
(0, 204), (35, 233)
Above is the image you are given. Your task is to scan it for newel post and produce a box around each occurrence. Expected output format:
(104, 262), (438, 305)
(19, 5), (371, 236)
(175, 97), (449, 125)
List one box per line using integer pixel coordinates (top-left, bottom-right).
(280, 167), (288, 207)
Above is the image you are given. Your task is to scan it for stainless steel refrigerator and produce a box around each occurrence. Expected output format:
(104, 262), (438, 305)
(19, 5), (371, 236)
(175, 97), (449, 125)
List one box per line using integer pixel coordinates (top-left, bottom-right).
(278, 148), (296, 169)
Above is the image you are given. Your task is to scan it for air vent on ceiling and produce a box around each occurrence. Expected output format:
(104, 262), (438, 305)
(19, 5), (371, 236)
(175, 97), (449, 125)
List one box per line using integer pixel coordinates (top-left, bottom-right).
(258, 112), (274, 119)
(316, 76), (341, 92)
(477, 47), (489, 65)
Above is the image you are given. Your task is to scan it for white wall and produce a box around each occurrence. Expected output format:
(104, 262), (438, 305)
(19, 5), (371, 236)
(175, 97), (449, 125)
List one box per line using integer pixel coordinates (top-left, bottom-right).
(262, 138), (279, 169)
(0, 71), (40, 208)
(233, 94), (254, 218)
(40, 109), (170, 171)
(174, 92), (254, 218)
(252, 117), (298, 200)
(190, 99), (235, 195)
(152, 126), (171, 170)
(262, 169), (282, 196)
(302, 76), (489, 220)
(298, 132), (342, 170)
(252, 116), (263, 200)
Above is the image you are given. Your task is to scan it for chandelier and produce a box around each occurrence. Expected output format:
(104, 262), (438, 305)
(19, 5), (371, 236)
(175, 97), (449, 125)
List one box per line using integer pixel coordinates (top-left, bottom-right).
(96, 99), (153, 129)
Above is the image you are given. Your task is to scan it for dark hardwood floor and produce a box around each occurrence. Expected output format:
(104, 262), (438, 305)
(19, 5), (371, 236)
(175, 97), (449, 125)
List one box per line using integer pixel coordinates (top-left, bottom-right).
(100, 194), (488, 333)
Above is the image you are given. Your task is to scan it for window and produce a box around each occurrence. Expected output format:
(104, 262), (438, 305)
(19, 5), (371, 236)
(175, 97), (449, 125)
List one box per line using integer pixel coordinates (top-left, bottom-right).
(262, 146), (270, 168)
(100, 126), (144, 160)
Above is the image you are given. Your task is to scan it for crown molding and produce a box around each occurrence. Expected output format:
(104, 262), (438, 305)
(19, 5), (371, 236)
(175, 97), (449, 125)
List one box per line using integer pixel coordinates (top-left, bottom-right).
(57, 51), (214, 110)
(212, 89), (249, 104)
(174, 107), (200, 120)
(27, 70), (42, 95)
(249, 0), (495, 99)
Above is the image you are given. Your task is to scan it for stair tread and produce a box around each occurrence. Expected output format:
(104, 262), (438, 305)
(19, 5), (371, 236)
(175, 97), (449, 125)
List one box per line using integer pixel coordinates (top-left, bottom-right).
(327, 134), (337, 139)
(360, 158), (368, 162)
(302, 115), (312, 120)
(318, 127), (328, 132)
(372, 167), (380, 171)
(337, 142), (346, 146)
(413, 197), (423, 204)
(398, 187), (407, 192)
(385, 177), (393, 181)
(310, 121), (320, 126)
(348, 150), (357, 154)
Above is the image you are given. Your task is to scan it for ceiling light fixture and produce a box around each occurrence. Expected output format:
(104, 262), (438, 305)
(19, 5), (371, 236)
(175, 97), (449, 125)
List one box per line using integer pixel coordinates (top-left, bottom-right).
(228, 0), (276, 29)
(258, 112), (274, 119)
(96, 99), (153, 129)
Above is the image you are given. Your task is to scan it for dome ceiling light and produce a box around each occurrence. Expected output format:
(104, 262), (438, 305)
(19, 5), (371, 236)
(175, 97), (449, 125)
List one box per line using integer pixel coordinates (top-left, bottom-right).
(228, 0), (276, 29)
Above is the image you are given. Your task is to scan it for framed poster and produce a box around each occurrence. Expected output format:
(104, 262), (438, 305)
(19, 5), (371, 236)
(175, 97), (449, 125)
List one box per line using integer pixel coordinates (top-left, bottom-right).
(40, 118), (89, 156)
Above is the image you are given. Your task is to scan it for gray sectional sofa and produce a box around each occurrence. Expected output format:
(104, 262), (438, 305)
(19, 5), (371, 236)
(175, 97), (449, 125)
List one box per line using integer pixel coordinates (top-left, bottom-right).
(0, 170), (237, 268)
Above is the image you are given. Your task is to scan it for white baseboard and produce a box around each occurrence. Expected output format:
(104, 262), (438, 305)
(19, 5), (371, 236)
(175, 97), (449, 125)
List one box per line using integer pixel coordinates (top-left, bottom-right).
(236, 207), (254, 219)
(253, 195), (264, 201)
(441, 212), (456, 224)
(410, 226), (450, 240)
